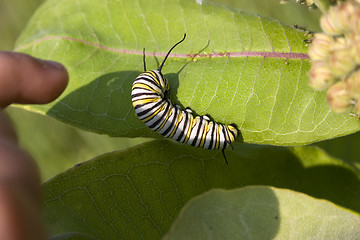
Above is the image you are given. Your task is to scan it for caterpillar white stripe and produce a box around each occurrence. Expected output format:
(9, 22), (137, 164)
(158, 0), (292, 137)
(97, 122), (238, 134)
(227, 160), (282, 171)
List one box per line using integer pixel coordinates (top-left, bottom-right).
(131, 34), (238, 163)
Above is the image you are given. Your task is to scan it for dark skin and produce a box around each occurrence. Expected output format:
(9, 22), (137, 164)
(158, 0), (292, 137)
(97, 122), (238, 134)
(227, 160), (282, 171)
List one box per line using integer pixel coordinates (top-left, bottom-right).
(0, 52), (68, 240)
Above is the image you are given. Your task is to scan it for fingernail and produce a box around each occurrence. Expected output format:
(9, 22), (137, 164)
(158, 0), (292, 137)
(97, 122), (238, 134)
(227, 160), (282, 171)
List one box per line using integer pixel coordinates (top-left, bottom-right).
(41, 60), (66, 71)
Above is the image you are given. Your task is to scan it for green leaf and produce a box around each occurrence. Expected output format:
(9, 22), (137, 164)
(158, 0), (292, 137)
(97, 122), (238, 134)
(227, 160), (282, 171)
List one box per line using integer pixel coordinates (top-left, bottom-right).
(314, 131), (360, 166)
(15, 0), (360, 145)
(213, 0), (322, 31)
(164, 187), (360, 240)
(6, 107), (150, 181)
(43, 140), (360, 239)
(49, 232), (95, 240)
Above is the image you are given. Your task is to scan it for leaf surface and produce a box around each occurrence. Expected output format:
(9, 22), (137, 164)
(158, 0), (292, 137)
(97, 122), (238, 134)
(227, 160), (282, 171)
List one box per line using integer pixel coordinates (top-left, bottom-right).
(15, 0), (360, 145)
(43, 140), (360, 239)
(165, 187), (360, 240)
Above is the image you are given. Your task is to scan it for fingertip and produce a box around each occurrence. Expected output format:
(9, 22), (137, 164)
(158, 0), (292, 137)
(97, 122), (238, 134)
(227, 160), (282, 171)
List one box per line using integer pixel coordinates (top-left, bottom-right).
(18, 54), (69, 104)
(0, 52), (69, 107)
(35, 58), (69, 103)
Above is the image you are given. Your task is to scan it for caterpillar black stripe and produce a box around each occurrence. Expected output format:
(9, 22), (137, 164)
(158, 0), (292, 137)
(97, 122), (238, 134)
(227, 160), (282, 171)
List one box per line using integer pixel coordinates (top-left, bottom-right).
(131, 34), (238, 163)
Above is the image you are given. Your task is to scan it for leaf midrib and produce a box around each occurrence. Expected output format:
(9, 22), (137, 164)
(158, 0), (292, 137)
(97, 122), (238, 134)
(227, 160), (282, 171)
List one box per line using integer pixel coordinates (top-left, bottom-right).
(16, 36), (310, 60)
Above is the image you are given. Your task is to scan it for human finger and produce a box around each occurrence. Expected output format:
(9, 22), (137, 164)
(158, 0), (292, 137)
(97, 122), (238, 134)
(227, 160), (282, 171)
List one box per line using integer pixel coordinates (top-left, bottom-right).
(0, 112), (17, 144)
(0, 183), (45, 240)
(0, 52), (68, 108)
(0, 139), (41, 204)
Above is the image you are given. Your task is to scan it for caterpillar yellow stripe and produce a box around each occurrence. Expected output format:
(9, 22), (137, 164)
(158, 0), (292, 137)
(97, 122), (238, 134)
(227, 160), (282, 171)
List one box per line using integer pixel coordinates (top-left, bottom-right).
(131, 34), (238, 163)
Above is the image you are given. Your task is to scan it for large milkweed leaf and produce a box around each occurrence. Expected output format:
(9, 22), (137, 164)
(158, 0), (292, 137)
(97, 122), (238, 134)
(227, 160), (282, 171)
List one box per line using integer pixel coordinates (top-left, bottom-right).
(42, 140), (360, 239)
(49, 232), (94, 240)
(164, 187), (360, 240)
(15, 0), (360, 145)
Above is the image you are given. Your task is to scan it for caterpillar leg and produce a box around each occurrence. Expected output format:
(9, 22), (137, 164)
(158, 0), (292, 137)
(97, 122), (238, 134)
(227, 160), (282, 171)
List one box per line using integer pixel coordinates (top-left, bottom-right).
(221, 139), (234, 164)
(222, 150), (228, 165)
(225, 139), (234, 150)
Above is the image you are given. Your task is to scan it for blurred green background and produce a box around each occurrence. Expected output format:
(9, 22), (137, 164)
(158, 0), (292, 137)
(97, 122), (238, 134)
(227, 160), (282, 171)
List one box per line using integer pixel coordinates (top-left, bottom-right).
(1, 0), (150, 181)
(5, 0), (354, 182)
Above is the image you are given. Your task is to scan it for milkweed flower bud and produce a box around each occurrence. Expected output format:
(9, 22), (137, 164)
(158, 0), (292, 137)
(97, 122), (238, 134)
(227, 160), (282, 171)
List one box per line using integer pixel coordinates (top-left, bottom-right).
(349, 5), (360, 33)
(309, 61), (335, 90)
(321, 1), (359, 35)
(351, 36), (360, 63)
(332, 37), (349, 51)
(327, 81), (351, 113)
(337, 1), (359, 32)
(308, 1), (360, 115)
(328, 47), (356, 77)
(320, 6), (345, 35)
(308, 33), (334, 60)
(345, 69), (360, 99)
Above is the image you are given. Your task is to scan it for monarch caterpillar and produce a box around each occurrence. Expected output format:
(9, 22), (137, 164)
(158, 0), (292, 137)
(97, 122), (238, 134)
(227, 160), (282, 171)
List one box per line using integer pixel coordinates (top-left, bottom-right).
(131, 34), (238, 163)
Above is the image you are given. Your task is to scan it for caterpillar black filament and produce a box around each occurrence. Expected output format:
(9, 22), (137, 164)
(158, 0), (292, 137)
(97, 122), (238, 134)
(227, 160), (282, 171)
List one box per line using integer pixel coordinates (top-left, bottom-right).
(131, 34), (238, 163)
